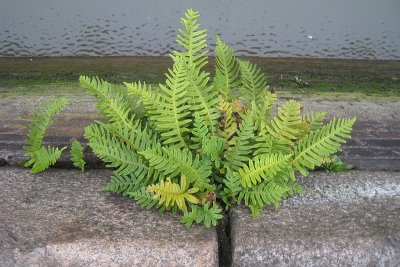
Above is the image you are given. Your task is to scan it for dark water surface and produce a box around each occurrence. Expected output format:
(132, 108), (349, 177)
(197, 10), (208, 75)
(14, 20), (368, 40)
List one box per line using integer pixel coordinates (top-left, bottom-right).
(1, 0), (399, 59)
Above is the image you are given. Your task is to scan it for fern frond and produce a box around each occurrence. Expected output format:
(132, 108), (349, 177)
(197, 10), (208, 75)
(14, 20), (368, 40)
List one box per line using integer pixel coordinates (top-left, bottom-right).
(253, 124), (292, 155)
(213, 35), (241, 100)
(70, 140), (85, 172)
(124, 81), (161, 118)
(173, 8), (208, 69)
(303, 111), (326, 132)
(128, 188), (159, 209)
(190, 112), (210, 150)
(251, 92), (277, 131)
(27, 146), (66, 174)
(100, 172), (150, 196)
(292, 117), (356, 176)
(24, 97), (69, 157)
(99, 121), (159, 153)
(80, 76), (137, 128)
(184, 64), (220, 134)
(84, 123), (150, 178)
(202, 137), (225, 169)
(147, 176), (199, 211)
(221, 169), (242, 205)
(154, 57), (192, 148)
(238, 59), (269, 103)
(140, 146), (212, 189)
(237, 154), (290, 187)
(216, 98), (238, 141)
(266, 100), (308, 143)
(238, 180), (301, 210)
(224, 114), (255, 172)
(181, 202), (223, 227)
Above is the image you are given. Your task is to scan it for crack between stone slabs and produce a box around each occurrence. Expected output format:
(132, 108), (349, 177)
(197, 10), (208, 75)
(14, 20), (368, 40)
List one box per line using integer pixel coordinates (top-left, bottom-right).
(216, 208), (232, 267)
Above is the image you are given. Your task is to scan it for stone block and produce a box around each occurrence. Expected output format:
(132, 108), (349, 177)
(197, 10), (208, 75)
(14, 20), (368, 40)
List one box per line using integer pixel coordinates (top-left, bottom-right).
(230, 171), (400, 266)
(0, 167), (218, 266)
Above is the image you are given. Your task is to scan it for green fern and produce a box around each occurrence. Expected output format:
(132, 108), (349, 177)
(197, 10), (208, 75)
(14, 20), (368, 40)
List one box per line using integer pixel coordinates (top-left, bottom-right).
(24, 98), (69, 157)
(181, 202), (224, 227)
(147, 175), (199, 211)
(236, 154), (291, 188)
(24, 9), (356, 226)
(266, 100), (308, 143)
(70, 140), (85, 172)
(174, 9), (208, 69)
(238, 59), (270, 103)
(213, 35), (241, 100)
(224, 114), (255, 172)
(24, 98), (69, 173)
(153, 56), (192, 148)
(140, 145), (212, 189)
(28, 146), (66, 174)
(292, 117), (356, 176)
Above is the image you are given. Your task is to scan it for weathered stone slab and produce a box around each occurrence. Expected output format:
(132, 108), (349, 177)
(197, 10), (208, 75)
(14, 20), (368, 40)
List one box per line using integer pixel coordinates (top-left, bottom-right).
(0, 167), (218, 266)
(230, 171), (400, 266)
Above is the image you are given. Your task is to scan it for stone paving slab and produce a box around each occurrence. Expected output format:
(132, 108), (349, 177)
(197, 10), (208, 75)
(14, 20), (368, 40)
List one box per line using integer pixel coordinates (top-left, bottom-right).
(1, 94), (400, 170)
(0, 167), (218, 266)
(230, 171), (400, 266)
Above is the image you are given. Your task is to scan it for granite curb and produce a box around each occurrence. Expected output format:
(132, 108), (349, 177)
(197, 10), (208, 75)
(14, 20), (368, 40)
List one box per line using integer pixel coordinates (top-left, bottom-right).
(0, 167), (218, 266)
(230, 171), (400, 266)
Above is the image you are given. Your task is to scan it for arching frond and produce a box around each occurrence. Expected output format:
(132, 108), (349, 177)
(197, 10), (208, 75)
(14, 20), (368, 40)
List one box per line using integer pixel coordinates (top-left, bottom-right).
(84, 123), (150, 178)
(80, 76), (137, 128)
(213, 35), (241, 100)
(292, 117), (356, 176)
(190, 112), (210, 150)
(24, 97), (69, 157)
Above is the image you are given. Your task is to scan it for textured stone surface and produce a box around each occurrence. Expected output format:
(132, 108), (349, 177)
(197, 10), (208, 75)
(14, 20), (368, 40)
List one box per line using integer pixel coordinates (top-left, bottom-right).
(230, 171), (400, 266)
(0, 167), (218, 266)
(1, 92), (400, 171)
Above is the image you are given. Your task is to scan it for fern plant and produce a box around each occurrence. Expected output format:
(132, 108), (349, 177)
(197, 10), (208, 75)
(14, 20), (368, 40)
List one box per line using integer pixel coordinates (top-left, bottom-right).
(24, 98), (70, 174)
(24, 9), (356, 227)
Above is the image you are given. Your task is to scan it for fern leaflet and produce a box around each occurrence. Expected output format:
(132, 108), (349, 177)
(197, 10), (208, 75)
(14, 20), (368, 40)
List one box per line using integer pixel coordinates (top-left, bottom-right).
(24, 97), (69, 157)
(213, 35), (241, 100)
(237, 154), (291, 187)
(70, 139), (85, 172)
(174, 8), (208, 69)
(238, 59), (269, 103)
(154, 56), (192, 148)
(147, 176), (199, 211)
(181, 202), (223, 227)
(292, 117), (356, 175)
(27, 146), (66, 174)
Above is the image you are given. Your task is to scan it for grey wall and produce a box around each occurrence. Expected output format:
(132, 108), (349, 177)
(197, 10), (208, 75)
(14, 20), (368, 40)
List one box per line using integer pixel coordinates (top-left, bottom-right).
(1, 0), (399, 59)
